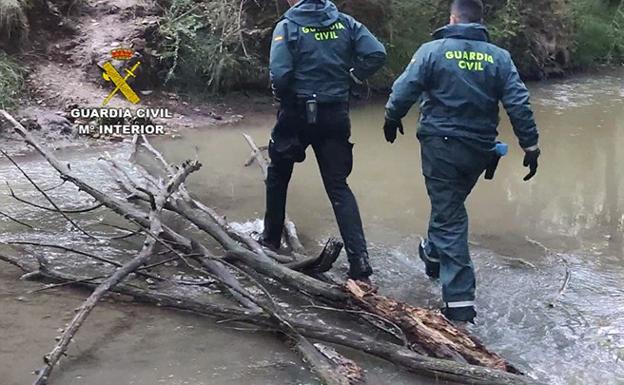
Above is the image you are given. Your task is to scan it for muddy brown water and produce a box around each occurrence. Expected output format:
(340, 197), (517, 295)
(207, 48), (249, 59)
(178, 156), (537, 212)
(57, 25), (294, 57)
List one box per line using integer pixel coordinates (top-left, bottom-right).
(1, 69), (623, 385)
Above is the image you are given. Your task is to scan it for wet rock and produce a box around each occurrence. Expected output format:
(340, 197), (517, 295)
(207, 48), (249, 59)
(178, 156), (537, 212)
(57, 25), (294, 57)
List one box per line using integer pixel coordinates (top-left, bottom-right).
(20, 117), (42, 131)
(37, 112), (73, 135)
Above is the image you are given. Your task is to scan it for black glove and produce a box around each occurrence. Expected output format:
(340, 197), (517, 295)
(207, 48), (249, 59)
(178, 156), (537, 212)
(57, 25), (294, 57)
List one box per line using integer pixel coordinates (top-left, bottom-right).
(522, 148), (540, 181)
(383, 118), (404, 144)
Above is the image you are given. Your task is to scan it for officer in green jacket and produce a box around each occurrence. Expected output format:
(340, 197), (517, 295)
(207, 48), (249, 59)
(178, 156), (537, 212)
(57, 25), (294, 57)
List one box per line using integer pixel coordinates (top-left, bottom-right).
(384, 0), (540, 322)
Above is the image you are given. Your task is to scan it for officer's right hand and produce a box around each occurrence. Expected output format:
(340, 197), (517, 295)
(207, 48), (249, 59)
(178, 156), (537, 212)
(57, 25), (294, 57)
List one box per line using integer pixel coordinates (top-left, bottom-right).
(383, 118), (404, 144)
(522, 147), (541, 181)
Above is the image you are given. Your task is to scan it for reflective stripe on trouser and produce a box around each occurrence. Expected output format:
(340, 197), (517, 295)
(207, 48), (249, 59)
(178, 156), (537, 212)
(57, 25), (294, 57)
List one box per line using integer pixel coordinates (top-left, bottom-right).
(446, 301), (476, 308)
(420, 136), (491, 305)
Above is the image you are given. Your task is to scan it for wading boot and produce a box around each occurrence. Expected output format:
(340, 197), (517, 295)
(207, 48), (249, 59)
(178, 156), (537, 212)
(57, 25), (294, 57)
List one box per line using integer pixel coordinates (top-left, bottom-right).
(442, 306), (476, 324)
(348, 257), (373, 284)
(419, 238), (440, 279)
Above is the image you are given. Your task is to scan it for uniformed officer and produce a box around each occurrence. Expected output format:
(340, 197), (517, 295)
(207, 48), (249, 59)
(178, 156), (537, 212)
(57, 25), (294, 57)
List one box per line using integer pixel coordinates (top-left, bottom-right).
(383, 0), (540, 322)
(262, 0), (386, 282)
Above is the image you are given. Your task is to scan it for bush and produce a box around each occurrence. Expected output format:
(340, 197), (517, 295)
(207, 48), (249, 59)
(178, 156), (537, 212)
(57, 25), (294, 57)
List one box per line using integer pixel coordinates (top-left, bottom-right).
(156, 0), (263, 94)
(384, 0), (438, 75)
(0, 50), (23, 109)
(0, 0), (29, 46)
(572, 0), (624, 67)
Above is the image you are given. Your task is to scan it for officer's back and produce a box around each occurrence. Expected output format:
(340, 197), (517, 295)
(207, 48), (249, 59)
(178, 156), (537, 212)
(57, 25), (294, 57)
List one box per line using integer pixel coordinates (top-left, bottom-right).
(262, 0), (386, 283)
(387, 20), (538, 150)
(270, 0), (386, 104)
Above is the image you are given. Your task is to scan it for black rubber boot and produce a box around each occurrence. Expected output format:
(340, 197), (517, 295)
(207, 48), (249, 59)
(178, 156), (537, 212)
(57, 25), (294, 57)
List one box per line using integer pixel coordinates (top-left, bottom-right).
(419, 239), (440, 279)
(258, 235), (281, 253)
(348, 257), (373, 283)
(442, 306), (476, 324)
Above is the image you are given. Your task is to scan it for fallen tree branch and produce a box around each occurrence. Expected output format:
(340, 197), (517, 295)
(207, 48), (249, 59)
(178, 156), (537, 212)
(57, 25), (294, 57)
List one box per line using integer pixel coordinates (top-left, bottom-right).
(7, 241), (163, 282)
(30, 147), (207, 385)
(0, 252), (539, 385)
(132, 135), (292, 264)
(0, 208), (35, 229)
(32, 202), (161, 385)
(345, 280), (520, 373)
(6, 182), (104, 213)
(287, 237), (343, 273)
(0, 148), (98, 240)
(1, 110), (538, 385)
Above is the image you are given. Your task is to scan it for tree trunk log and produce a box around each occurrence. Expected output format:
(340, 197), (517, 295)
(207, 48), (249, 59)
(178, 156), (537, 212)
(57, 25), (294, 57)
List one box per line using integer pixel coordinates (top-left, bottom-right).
(345, 280), (520, 373)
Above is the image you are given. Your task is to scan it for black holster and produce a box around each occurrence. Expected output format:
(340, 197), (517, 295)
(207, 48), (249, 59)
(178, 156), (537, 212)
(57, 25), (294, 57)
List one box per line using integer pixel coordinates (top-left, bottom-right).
(484, 154), (501, 180)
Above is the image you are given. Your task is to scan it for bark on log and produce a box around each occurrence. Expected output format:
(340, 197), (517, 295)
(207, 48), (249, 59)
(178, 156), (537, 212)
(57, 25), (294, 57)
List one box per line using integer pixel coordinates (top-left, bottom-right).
(295, 337), (364, 385)
(345, 280), (520, 374)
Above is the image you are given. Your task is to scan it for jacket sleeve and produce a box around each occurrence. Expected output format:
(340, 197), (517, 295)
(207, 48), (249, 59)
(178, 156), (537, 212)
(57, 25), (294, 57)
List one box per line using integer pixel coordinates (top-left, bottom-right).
(500, 52), (539, 149)
(269, 21), (294, 98)
(385, 46), (430, 122)
(350, 18), (387, 81)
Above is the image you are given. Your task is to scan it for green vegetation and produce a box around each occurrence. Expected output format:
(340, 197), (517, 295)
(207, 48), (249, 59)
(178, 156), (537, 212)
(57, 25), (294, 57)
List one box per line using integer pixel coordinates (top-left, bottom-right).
(2, 0), (623, 97)
(152, 0), (624, 91)
(156, 0), (263, 94)
(0, 0), (29, 44)
(0, 50), (23, 109)
(384, 0), (438, 76)
(571, 0), (624, 67)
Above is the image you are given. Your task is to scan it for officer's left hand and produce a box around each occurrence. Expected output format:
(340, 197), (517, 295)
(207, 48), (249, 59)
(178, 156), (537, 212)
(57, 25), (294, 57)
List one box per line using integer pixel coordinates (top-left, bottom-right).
(522, 148), (541, 181)
(383, 118), (404, 144)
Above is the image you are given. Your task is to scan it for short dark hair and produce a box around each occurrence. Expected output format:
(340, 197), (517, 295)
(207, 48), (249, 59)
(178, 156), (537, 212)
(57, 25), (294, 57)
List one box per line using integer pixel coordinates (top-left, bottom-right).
(451, 0), (484, 23)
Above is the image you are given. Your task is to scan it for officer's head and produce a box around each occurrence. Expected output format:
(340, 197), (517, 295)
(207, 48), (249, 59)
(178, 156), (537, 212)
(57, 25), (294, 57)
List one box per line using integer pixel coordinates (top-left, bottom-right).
(450, 0), (484, 24)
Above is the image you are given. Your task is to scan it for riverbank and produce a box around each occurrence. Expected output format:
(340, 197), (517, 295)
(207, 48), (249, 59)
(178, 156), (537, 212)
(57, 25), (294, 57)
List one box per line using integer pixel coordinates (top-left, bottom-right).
(1, 0), (623, 156)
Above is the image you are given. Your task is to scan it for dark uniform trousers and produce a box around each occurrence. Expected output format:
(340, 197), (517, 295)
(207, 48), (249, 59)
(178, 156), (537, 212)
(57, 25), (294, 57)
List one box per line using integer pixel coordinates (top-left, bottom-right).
(263, 102), (368, 264)
(420, 136), (492, 307)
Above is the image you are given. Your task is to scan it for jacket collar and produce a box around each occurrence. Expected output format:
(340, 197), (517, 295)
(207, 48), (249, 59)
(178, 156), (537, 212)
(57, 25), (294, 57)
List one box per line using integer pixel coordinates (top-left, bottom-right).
(285, 0), (339, 28)
(433, 23), (490, 42)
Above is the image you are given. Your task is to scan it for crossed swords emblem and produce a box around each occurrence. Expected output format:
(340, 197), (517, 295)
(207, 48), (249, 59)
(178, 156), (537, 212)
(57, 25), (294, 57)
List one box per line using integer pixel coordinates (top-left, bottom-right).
(101, 61), (141, 106)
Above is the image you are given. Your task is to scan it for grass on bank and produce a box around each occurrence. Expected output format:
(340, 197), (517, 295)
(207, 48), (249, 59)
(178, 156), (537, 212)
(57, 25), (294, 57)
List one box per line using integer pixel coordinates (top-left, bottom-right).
(0, 0), (29, 44)
(157, 0), (261, 94)
(0, 50), (24, 109)
(572, 0), (624, 67)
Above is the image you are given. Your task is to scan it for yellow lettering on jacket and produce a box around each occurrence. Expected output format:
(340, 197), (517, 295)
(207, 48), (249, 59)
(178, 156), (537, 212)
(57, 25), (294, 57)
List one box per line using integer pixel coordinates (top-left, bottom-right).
(302, 21), (346, 41)
(445, 50), (493, 71)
